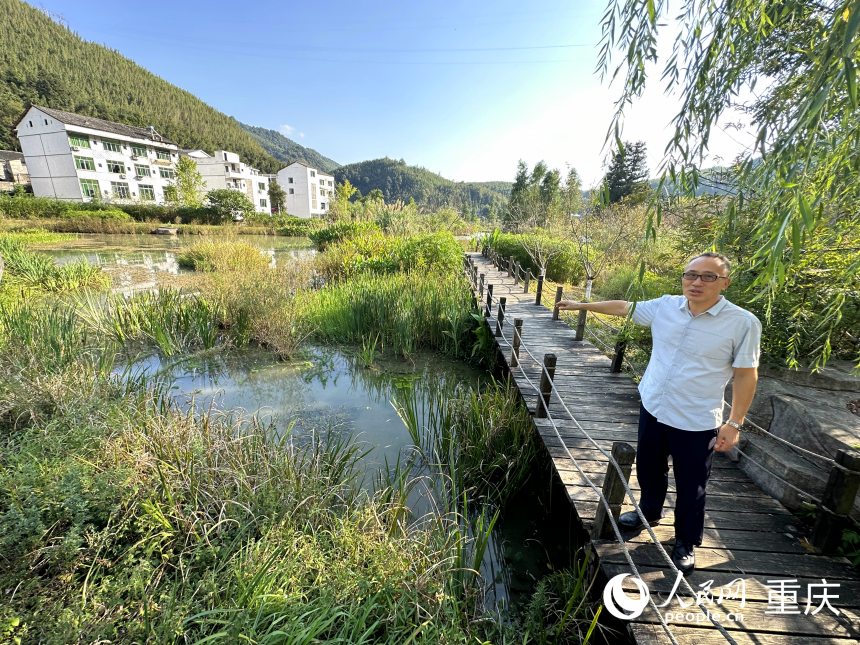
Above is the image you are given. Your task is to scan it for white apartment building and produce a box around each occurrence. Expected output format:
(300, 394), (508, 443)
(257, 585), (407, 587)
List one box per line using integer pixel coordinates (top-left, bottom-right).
(276, 161), (334, 218)
(184, 149), (270, 214)
(15, 105), (179, 204)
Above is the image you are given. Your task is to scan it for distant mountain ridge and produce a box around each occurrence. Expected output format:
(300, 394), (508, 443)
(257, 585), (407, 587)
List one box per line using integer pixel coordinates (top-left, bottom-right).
(333, 158), (511, 218)
(239, 123), (341, 174)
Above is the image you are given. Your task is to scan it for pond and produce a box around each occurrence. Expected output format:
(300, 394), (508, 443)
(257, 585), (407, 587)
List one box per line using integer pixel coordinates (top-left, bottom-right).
(128, 345), (561, 613)
(34, 233), (314, 293)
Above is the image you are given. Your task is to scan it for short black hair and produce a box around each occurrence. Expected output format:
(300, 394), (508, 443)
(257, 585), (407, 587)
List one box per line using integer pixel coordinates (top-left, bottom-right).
(689, 252), (731, 275)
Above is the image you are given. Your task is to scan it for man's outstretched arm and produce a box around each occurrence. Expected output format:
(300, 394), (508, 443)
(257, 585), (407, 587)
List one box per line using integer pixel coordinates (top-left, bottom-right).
(555, 300), (631, 317)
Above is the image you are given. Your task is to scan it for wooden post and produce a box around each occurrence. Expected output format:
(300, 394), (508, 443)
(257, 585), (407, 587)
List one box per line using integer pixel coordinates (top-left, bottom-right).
(535, 353), (557, 418)
(552, 286), (564, 321)
(508, 256), (515, 278)
(591, 442), (638, 540)
(610, 341), (627, 373)
(485, 284), (493, 318)
(471, 264), (478, 288)
(524, 269), (531, 294)
(535, 274), (545, 305)
(512, 260), (519, 284)
(471, 294), (478, 311)
(812, 449), (860, 553)
(575, 309), (587, 341)
(478, 273), (485, 298)
(511, 318), (523, 368)
(495, 297), (507, 337)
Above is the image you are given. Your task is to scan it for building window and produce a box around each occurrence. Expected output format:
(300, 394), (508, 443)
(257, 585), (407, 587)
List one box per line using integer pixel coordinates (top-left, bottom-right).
(159, 168), (175, 179)
(321, 203), (326, 210)
(258, 182), (266, 190)
(69, 135), (90, 149)
(139, 184), (155, 201)
(260, 198), (267, 207)
(111, 182), (131, 199)
(134, 164), (151, 177)
(106, 160), (124, 174)
(28, 120), (33, 127)
(74, 156), (96, 171)
(102, 139), (123, 153)
(288, 188), (294, 194)
(80, 178), (100, 198)
(310, 170), (316, 177)
(44, 119), (49, 125)
(225, 165), (230, 173)
(156, 150), (171, 161)
(131, 145), (147, 157)
(288, 177), (293, 184)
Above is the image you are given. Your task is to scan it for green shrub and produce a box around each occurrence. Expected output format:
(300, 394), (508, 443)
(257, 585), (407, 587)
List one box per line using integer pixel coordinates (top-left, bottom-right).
(177, 240), (270, 272)
(317, 231), (463, 280)
(486, 231), (584, 284)
(61, 208), (131, 221)
(309, 221), (380, 250)
(596, 264), (679, 301)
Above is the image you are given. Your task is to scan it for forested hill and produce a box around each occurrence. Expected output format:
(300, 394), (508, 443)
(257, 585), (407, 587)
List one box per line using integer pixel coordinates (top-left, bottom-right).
(334, 158), (512, 218)
(0, 0), (280, 173)
(240, 123), (340, 174)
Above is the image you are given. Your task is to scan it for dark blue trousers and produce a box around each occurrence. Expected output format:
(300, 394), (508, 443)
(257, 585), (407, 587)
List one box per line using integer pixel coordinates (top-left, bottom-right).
(635, 405), (718, 546)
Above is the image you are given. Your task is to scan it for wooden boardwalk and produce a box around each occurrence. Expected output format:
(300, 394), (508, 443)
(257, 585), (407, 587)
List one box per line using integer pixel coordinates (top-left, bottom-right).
(466, 252), (860, 645)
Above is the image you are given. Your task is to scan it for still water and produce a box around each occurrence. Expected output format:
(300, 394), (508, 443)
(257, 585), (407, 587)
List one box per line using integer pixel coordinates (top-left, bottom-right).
(35, 232), (314, 292)
(129, 345), (558, 612)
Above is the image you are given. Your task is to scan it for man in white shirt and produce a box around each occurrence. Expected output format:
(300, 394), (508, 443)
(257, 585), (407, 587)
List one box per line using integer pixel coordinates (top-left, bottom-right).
(555, 252), (761, 574)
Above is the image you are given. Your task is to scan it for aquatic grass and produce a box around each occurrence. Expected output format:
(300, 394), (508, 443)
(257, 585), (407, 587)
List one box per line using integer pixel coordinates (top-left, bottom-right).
(395, 377), (537, 507)
(298, 271), (475, 357)
(0, 236), (109, 292)
(177, 240), (271, 272)
(0, 228), (76, 245)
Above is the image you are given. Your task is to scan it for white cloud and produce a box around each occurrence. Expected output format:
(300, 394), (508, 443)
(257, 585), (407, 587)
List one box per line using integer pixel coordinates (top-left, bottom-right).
(279, 124), (295, 136)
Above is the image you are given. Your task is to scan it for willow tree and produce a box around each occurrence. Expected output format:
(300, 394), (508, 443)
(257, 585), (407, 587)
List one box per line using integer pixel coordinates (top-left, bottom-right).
(599, 0), (860, 368)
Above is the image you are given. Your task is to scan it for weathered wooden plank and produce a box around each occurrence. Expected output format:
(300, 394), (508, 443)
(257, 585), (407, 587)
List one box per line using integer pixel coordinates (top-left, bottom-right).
(566, 488), (788, 514)
(630, 624), (859, 645)
(605, 564), (860, 603)
(634, 599), (860, 639)
(596, 543), (855, 579)
(553, 460), (753, 482)
(556, 467), (766, 496)
(574, 502), (801, 532)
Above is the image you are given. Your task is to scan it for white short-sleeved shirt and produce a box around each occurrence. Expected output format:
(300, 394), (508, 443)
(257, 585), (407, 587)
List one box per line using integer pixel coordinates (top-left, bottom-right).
(631, 295), (761, 431)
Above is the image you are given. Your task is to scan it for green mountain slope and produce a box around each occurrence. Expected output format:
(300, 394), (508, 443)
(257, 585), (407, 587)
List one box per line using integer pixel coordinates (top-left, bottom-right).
(240, 123), (340, 174)
(0, 0), (280, 172)
(334, 158), (511, 218)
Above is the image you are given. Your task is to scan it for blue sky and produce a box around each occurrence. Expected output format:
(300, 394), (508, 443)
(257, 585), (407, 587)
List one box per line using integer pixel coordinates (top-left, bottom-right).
(33, 0), (751, 185)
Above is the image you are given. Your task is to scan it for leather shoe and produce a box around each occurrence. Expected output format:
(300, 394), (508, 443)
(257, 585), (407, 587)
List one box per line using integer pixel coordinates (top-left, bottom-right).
(617, 511), (661, 531)
(672, 541), (696, 575)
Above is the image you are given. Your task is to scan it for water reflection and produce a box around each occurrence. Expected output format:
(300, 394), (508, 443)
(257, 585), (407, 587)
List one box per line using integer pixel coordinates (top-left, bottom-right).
(35, 233), (315, 293)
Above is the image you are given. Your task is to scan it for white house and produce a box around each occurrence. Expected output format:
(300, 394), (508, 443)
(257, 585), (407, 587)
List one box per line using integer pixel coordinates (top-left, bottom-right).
(276, 161), (334, 219)
(15, 105), (179, 204)
(184, 149), (270, 214)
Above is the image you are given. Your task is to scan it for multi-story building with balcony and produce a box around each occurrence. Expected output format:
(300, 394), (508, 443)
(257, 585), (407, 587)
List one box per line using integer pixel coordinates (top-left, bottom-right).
(184, 149), (270, 213)
(15, 105), (179, 204)
(276, 161), (334, 219)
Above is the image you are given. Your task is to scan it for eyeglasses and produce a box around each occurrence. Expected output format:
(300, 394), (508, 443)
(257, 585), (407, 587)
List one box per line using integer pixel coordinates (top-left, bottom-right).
(682, 271), (728, 282)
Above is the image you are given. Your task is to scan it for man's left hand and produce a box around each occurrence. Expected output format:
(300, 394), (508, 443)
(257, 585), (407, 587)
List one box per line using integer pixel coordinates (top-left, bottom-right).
(714, 424), (740, 452)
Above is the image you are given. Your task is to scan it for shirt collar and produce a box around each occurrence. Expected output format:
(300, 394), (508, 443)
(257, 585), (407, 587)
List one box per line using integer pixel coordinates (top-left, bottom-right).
(679, 295), (728, 317)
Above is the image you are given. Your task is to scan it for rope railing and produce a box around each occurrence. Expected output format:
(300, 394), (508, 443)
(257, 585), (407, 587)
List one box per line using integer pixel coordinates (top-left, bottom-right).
(491, 312), (738, 644)
(463, 253), (857, 631)
(466, 253), (838, 468)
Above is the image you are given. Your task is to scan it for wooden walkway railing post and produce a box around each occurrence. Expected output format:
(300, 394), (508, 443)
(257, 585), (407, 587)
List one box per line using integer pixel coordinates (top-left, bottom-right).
(535, 353), (557, 418)
(535, 274), (545, 306)
(495, 297), (507, 337)
(478, 273), (485, 298)
(509, 256), (515, 278)
(812, 449), (860, 553)
(575, 309), (587, 341)
(610, 341), (627, 373)
(471, 264), (478, 289)
(552, 286), (564, 321)
(591, 442), (637, 540)
(524, 269), (531, 294)
(511, 318), (523, 368)
(484, 284), (493, 318)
